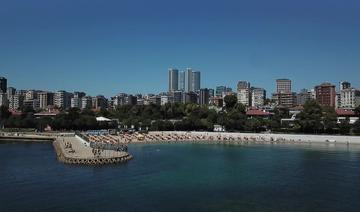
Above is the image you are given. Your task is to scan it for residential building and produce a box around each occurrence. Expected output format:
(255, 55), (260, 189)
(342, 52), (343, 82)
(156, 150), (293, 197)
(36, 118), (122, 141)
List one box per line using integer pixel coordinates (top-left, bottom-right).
(70, 92), (86, 108)
(272, 79), (295, 107)
(276, 79), (291, 93)
(182, 92), (198, 104)
(7, 87), (16, 99)
(0, 77), (7, 93)
(237, 81), (251, 106)
(340, 88), (360, 109)
(339, 81), (351, 91)
(25, 90), (39, 100)
(55, 90), (72, 109)
(199, 88), (210, 105)
(38, 92), (54, 109)
(93, 95), (108, 109)
(168, 68), (179, 92)
(251, 87), (266, 107)
(315, 82), (336, 107)
(272, 92), (296, 108)
(191, 71), (201, 92)
(81, 96), (92, 109)
(296, 89), (311, 105)
(179, 71), (185, 91)
(0, 92), (8, 107)
(171, 91), (183, 103)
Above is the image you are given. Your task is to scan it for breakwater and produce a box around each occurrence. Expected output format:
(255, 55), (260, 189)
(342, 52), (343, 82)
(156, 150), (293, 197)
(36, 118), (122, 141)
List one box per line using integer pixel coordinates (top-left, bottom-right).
(53, 137), (133, 165)
(0, 135), (55, 142)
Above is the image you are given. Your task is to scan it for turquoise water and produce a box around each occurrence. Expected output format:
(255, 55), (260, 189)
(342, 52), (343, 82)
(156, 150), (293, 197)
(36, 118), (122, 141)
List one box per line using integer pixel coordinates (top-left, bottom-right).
(1, 142), (360, 212)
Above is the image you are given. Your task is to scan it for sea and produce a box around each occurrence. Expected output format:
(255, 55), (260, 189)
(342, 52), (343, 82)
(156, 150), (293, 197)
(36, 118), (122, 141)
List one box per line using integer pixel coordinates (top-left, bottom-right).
(1, 141), (360, 212)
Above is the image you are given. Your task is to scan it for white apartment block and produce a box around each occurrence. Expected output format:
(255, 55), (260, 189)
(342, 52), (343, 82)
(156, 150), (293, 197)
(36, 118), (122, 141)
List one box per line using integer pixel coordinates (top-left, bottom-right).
(340, 88), (360, 109)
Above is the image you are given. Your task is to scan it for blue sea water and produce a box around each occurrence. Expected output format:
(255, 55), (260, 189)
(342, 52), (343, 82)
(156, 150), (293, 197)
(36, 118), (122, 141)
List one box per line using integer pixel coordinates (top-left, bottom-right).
(1, 142), (360, 212)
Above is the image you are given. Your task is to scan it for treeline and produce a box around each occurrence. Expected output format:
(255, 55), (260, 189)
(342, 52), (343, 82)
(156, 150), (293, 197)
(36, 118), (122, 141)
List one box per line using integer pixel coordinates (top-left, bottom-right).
(1, 96), (360, 135)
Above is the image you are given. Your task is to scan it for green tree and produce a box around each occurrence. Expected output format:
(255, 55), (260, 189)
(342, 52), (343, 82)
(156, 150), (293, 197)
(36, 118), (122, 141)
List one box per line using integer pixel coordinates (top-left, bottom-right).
(224, 95), (237, 110)
(297, 100), (323, 133)
(322, 106), (337, 134)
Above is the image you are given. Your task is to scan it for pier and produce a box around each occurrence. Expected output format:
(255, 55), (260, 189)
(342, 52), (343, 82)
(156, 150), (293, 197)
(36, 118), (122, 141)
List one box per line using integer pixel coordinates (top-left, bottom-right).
(53, 136), (133, 165)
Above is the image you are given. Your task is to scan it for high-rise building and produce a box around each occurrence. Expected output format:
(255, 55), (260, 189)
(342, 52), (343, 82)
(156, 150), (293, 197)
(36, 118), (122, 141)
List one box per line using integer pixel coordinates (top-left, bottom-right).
(9, 93), (24, 110)
(55, 90), (72, 109)
(38, 92), (54, 109)
(272, 79), (295, 107)
(276, 79), (292, 93)
(237, 81), (251, 106)
(208, 89), (215, 98)
(185, 68), (193, 92)
(25, 90), (39, 100)
(192, 71), (201, 92)
(182, 68), (201, 92)
(179, 71), (185, 91)
(215, 86), (227, 97)
(71, 92), (86, 108)
(0, 77), (7, 93)
(296, 89), (311, 105)
(315, 83), (336, 107)
(171, 91), (183, 103)
(340, 88), (360, 109)
(7, 87), (16, 99)
(0, 93), (8, 107)
(182, 92), (198, 104)
(251, 87), (266, 107)
(81, 96), (93, 109)
(93, 95), (108, 109)
(168, 68), (179, 92)
(199, 88), (210, 105)
(339, 81), (351, 91)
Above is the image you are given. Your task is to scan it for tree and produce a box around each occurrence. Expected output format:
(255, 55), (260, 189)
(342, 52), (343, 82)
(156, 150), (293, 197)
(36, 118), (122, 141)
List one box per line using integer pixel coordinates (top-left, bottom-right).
(224, 95), (237, 110)
(355, 105), (360, 117)
(297, 100), (323, 133)
(353, 120), (360, 134)
(322, 106), (337, 134)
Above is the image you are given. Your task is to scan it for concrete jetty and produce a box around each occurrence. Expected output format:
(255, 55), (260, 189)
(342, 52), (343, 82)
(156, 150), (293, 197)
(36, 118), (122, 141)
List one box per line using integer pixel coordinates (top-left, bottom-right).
(53, 136), (133, 165)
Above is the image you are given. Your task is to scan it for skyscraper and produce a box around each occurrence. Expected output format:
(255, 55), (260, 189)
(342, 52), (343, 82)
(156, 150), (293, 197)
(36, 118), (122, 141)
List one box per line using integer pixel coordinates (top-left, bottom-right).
(0, 77), (7, 93)
(192, 71), (201, 92)
(185, 68), (193, 92)
(168, 68), (179, 92)
(179, 71), (185, 91)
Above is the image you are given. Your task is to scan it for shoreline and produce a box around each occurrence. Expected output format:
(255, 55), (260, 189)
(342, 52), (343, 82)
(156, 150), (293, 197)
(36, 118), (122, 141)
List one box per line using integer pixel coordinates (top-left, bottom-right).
(116, 131), (360, 145)
(1, 131), (360, 145)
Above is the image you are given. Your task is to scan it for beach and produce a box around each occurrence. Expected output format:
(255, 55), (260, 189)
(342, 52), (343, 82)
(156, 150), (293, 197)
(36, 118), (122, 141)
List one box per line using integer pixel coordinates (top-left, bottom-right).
(114, 131), (360, 145)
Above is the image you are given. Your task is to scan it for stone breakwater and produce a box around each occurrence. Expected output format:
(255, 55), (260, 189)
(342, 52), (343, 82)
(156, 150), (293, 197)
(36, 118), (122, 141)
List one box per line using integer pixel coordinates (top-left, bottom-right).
(53, 137), (133, 166)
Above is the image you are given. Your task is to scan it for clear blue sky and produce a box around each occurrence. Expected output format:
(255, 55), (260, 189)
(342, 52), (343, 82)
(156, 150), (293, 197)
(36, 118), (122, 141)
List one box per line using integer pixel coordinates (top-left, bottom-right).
(1, 0), (360, 97)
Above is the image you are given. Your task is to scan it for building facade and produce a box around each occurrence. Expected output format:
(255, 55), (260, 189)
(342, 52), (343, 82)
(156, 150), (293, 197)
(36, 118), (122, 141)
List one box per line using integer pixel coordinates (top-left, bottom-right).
(340, 88), (360, 109)
(251, 87), (266, 107)
(315, 83), (336, 107)
(199, 88), (210, 105)
(237, 81), (251, 106)
(168, 68), (179, 92)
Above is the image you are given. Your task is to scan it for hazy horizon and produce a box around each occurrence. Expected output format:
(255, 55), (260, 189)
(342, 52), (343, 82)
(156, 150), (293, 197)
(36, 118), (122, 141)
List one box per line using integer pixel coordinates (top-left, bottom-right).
(1, 0), (360, 97)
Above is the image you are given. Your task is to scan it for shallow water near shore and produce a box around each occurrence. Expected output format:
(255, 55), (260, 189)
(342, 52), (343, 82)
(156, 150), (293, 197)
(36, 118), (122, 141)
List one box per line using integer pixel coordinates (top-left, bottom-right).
(1, 142), (360, 212)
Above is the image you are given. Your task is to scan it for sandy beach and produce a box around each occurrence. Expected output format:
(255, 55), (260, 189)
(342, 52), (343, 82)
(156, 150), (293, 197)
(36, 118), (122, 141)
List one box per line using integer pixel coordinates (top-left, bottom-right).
(114, 131), (360, 145)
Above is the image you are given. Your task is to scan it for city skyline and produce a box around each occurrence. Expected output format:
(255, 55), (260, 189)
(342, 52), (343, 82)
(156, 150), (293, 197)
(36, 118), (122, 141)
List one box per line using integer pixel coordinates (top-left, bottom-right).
(1, 0), (360, 96)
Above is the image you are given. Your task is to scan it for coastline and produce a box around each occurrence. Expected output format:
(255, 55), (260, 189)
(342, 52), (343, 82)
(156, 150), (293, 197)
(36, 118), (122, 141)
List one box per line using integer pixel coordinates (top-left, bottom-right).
(117, 131), (360, 145)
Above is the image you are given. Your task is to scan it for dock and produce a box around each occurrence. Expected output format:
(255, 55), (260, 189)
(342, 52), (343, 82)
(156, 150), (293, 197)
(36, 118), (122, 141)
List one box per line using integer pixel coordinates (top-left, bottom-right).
(53, 136), (133, 165)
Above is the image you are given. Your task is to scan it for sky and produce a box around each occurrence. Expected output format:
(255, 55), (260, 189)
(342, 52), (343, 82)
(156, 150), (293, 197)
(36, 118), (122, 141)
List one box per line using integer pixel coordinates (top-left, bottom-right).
(1, 0), (360, 97)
